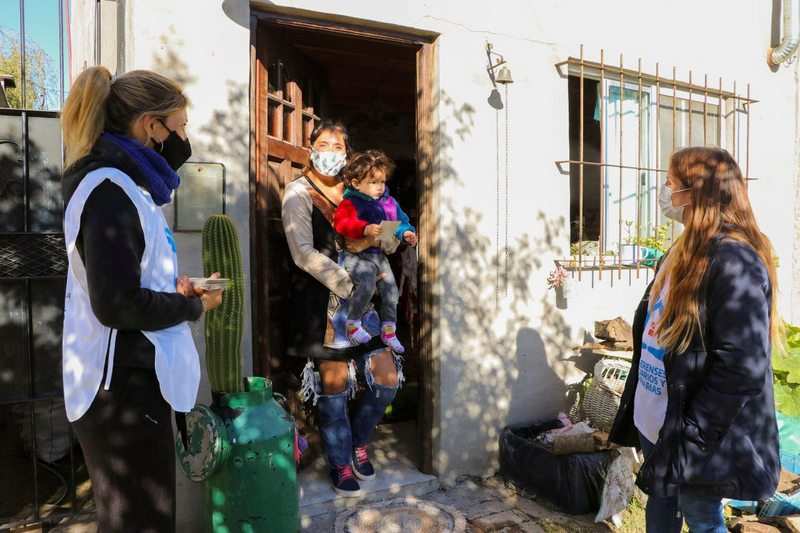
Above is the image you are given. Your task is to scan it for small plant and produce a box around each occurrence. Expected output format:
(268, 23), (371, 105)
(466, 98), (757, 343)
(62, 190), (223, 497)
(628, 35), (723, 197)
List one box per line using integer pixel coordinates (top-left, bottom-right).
(773, 322), (800, 416)
(547, 265), (569, 290)
(634, 224), (671, 254)
(570, 240), (599, 257)
(623, 220), (635, 245)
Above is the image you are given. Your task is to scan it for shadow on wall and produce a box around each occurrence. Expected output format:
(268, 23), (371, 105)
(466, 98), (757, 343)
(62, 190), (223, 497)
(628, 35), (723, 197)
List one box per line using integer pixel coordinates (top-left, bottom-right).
(151, 29), (580, 479)
(151, 31), (249, 188)
(424, 91), (576, 477)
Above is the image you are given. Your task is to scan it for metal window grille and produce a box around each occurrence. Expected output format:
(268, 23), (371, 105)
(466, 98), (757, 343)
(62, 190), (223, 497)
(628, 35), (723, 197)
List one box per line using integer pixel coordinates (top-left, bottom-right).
(0, 1), (90, 530)
(555, 45), (756, 282)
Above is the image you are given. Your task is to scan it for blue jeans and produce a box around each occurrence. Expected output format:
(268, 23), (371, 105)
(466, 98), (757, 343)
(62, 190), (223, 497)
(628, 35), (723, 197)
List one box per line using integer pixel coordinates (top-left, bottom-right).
(315, 351), (400, 467)
(639, 433), (727, 533)
(341, 251), (399, 324)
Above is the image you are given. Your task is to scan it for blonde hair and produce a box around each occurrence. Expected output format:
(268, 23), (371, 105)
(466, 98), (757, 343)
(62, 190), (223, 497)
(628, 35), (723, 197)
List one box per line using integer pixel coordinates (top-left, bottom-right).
(651, 147), (779, 354)
(61, 66), (187, 168)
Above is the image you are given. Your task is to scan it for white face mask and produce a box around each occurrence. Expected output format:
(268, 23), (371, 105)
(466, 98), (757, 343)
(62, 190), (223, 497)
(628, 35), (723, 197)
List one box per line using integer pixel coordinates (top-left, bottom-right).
(658, 182), (691, 223)
(310, 149), (347, 177)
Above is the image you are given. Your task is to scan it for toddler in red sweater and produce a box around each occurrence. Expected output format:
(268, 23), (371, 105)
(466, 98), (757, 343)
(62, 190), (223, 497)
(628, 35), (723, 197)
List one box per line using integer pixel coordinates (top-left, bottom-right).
(333, 150), (416, 353)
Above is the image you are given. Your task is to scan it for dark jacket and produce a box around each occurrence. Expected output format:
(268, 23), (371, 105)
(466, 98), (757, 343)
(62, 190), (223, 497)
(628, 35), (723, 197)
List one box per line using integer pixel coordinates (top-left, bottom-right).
(609, 235), (779, 501)
(62, 136), (202, 368)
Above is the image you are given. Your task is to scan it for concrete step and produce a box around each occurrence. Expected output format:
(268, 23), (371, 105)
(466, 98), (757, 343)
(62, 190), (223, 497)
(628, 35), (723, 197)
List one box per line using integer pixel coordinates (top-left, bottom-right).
(300, 466), (439, 520)
(299, 420), (439, 521)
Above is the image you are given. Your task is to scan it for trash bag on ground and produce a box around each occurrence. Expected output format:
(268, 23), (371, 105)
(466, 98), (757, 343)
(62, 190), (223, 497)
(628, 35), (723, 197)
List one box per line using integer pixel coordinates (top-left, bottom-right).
(595, 446), (638, 524)
(499, 422), (615, 515)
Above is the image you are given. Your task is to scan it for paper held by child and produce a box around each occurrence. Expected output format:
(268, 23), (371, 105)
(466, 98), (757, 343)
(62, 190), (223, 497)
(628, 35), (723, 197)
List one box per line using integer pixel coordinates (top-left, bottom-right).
(189, 277), (231, 291)
(378, 220), (402, 254)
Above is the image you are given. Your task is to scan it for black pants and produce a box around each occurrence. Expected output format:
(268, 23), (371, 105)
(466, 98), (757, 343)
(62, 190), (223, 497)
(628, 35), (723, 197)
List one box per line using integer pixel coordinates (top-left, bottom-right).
(72, 366), (175, 533)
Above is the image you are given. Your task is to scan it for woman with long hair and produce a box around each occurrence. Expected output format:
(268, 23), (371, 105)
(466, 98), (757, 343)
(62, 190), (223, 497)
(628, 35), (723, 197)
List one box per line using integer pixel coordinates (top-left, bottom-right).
(61, 66), (222, 532)
(610, 147), (780, 532)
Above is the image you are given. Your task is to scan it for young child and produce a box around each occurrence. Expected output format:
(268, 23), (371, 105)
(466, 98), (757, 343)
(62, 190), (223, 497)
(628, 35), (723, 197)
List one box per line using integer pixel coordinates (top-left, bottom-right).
(333, 150), (417, 353)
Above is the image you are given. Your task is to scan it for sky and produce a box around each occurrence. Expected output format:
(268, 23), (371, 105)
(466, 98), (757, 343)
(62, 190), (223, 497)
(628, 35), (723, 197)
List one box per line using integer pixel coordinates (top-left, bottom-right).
(0, 0), (68, 109)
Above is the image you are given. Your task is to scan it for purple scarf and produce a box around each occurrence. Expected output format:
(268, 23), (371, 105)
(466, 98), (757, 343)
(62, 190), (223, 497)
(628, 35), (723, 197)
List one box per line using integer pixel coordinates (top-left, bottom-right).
(102, 132), (180, 206)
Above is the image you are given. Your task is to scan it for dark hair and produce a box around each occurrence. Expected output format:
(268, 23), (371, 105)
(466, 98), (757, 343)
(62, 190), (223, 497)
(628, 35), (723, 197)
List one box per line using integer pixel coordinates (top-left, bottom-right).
(309, 119), (352, 156)
(341, 150), (396, 187)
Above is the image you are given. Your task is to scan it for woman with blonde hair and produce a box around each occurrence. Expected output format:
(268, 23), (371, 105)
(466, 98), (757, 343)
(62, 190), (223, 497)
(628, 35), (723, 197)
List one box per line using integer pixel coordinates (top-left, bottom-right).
(60, 66), (222, 532)
(610, 147), (780, 532)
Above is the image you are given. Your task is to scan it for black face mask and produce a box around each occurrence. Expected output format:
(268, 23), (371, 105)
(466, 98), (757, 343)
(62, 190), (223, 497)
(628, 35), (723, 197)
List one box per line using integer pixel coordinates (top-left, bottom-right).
(155, 120), (192, 170)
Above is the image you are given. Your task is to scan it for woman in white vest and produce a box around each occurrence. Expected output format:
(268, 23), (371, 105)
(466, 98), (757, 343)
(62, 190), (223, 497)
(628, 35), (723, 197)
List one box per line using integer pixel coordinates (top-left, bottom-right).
(60, 66), (223, 532)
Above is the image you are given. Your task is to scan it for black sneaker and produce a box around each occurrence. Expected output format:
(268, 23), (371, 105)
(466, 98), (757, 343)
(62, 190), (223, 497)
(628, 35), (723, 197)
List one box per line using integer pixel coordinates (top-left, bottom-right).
(331, 464), (363, 497)
(352, 445), (376, 480)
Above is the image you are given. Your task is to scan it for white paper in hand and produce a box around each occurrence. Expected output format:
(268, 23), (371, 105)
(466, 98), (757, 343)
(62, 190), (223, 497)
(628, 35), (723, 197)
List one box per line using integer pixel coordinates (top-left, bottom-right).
(189, 277), (231, 291)
(378, 221), (402, 254)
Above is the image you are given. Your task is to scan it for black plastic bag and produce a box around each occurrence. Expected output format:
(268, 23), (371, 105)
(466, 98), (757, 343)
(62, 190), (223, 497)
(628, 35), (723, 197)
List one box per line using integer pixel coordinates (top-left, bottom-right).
(499, 423), (614, 515)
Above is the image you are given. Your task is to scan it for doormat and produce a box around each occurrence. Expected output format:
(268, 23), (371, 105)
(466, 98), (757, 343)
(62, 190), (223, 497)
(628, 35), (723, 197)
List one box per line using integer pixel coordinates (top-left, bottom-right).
(334, 497), (466, 533)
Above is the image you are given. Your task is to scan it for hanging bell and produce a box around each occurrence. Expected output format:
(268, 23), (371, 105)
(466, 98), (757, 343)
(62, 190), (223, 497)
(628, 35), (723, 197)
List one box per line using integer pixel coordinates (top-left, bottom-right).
(496, 65), (514, 84)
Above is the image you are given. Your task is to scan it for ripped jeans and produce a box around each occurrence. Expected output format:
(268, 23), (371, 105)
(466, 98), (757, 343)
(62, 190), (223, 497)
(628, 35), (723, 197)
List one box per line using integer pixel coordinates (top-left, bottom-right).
(301, 349), (404, 468)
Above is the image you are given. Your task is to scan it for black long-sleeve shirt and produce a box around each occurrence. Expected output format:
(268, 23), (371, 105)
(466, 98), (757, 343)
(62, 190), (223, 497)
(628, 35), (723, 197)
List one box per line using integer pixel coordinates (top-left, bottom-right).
(64, 137), (202, 367)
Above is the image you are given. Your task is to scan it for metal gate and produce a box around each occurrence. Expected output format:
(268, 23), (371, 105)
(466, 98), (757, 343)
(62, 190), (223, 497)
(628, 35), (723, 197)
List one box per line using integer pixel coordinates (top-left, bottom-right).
(0, 109), (89, 530)
(0, 0), (91, 528)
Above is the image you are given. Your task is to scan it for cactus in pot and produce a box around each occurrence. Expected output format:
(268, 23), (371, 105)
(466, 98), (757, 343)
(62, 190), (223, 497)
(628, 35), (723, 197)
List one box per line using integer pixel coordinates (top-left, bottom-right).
(202, 214), (244, 393)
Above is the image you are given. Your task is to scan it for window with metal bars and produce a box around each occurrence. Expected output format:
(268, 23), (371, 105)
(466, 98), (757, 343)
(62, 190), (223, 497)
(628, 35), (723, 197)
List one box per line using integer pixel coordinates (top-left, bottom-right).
(556, 47), (755, 279)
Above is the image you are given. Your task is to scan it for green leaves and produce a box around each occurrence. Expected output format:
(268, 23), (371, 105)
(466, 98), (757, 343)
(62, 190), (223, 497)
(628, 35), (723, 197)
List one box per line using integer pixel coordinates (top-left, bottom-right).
(773, 323), (800, 416)
(775, 383), (800, 417)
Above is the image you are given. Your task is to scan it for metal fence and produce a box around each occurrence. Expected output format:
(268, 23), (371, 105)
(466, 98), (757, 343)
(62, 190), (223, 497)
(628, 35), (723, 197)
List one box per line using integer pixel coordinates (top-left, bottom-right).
(555, 45), (756, 281)
(0, 1), (90, 529)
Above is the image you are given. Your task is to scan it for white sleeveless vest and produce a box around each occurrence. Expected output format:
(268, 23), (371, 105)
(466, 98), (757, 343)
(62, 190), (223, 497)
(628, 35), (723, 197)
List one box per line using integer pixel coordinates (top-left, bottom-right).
(62, 167), (200, 422)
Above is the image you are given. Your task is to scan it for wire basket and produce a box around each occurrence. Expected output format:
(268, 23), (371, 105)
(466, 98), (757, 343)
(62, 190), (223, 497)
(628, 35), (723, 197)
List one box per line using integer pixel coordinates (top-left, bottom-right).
(582, 359), (632, 432)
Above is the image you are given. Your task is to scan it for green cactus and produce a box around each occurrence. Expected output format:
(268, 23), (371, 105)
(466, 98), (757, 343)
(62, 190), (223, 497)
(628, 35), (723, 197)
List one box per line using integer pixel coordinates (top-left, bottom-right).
(202, 215), (244, 393)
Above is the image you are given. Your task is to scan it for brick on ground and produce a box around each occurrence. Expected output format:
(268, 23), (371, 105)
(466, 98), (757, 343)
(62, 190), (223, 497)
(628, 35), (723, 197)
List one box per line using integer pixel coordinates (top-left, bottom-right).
(462, 499), (515, 520)
(730, 519), (782, 533)
(469, 510), (529, 532)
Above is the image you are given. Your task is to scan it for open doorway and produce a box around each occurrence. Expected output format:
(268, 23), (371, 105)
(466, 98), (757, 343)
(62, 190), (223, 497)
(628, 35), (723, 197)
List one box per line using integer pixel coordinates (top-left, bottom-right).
(249, 13), (437, 498)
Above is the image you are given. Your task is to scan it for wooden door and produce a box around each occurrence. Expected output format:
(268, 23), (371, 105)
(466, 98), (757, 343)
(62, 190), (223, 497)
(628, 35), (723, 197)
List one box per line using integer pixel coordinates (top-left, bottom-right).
(250, 13), (439, 475)
(250, 23), (322, 381)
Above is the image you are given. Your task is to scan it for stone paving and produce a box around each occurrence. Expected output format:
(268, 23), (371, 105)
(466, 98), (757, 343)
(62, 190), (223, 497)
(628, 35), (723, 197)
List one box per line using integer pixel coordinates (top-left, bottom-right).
(45, 476), (621, 532)
(303, 476), (616, 532)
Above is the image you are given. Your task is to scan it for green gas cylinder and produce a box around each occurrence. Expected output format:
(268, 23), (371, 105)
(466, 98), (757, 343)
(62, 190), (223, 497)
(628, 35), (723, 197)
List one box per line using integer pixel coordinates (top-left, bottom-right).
(177, 377), (299, 533)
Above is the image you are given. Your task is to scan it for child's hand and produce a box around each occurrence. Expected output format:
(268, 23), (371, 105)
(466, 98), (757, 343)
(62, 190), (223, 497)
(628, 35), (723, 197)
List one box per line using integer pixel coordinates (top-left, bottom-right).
(364, 224), (381, 238)
(403, 231), (418, 246)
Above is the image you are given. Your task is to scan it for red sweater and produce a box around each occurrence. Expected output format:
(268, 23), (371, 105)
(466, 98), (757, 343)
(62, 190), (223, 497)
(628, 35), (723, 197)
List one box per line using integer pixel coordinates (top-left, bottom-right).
(333, 199), (368, 239)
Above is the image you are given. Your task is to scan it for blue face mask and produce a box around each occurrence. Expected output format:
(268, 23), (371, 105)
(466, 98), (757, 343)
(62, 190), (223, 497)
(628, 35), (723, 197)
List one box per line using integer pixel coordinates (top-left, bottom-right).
(311, 149), (346, 177)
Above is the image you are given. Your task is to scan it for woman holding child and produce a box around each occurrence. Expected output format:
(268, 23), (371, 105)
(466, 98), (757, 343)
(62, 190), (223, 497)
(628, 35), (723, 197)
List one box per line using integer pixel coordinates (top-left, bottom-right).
(281, 120), (415, 496)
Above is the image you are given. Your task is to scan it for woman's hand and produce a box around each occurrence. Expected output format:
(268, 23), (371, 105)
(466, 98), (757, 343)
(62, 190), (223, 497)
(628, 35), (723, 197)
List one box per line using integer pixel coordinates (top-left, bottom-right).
(192, 272), (220, 297)
(191, 272), (225, 312)
(201, 289), (224, 312)
(176, 275), (194, 297)
(364, 224), (381, 238)
(403, 231), (418, 246)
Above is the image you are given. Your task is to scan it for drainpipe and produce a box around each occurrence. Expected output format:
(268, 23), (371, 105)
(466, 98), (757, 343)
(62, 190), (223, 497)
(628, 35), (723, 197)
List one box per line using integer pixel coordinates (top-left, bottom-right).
(770, 0), (800, 67)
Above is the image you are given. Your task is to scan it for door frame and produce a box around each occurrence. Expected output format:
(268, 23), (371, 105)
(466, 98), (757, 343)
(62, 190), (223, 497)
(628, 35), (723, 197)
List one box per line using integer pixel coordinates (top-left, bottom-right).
(249, 10), (440, 475)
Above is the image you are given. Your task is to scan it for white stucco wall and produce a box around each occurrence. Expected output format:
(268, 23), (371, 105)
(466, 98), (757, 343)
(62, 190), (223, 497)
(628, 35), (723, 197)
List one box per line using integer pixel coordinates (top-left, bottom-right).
(247, 0), (798, 479)
(68, 0), (799, 523)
